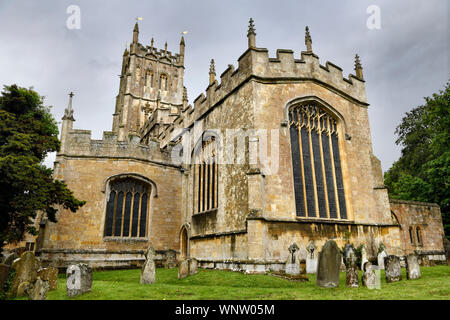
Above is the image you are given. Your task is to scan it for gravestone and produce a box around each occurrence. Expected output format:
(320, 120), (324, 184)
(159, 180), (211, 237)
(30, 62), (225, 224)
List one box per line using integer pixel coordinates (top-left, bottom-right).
(405, 254), (421, 280)
(16, 281), (32, 297)
(37, 267), (59, 291)
(140, 246), (156, 284)
(189, 258), (198, 275)
(362, 262), (377, 289)
(377, 250), (388, 270)
(316, 240), (341, 288)
(0, 263), (10, 290)
(29, 278), (49, 300)
(285, 243), (300, 275)
(164, 249), (177, 269)
(66, 263), (93, 297)
(306, 241), (318, 274)
(384, 255), (402, 283)
(360, 245), (368, 271)
(344, 244), (359, 288)
(9, 251), (40, 297)
(178, 259), (190, 279)
(3, 253), (19, 266)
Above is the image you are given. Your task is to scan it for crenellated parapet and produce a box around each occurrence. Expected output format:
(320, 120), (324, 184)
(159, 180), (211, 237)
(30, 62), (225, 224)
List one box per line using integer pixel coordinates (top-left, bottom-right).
(156, 22), (368, 148)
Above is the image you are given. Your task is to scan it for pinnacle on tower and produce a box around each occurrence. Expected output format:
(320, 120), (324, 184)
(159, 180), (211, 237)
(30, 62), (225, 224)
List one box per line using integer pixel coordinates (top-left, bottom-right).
(305, 26), (312, 53)
(151, 37), (154, 49)
(62, 92), (75, 121)
(179, 36), (185, 65)
(354, 54), (364, 79)
(247, 18), (256, 48)
(209, 59), (216, 85)
(133, 22), (139, 43)
(164, 41), (168, 54)
(180, 36), (185, 46)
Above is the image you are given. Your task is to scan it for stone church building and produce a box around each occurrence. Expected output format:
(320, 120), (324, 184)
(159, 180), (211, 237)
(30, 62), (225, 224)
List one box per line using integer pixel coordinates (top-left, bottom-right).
(25, 20), (446, 270)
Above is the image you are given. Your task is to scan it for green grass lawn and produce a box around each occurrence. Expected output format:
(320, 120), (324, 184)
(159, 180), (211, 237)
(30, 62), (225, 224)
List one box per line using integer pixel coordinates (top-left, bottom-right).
(42, 265), (450, 300)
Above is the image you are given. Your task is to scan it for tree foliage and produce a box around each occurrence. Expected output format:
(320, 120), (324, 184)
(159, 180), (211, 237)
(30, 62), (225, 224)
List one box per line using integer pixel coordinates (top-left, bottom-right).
(0, 85), (85, 255)
(384, 81), (450, 238)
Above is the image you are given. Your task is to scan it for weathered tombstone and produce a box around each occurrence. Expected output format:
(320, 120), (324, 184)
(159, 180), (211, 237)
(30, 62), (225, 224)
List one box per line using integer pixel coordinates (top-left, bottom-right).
(285, 243), (300, 275)
(316, 240), (341, 288)
(299, 260), (306, 274)
(16, 281), (33, 297)
(306, 241), (318, 274)
(377, 250), (388, 270)
(29, 278), (49, 300)
(37, 267), (59, 291)
(66, 263), (93, 297)
(189, 258), (198, 275)
(164, 249), (177, 269)
(0, 263), (11, 290)
(344, 244), (359, 288)
(405, 254), (421, 280)
(3, 253), (19, 266)
(362, 262), (377, 289)
(360, 245), (368, 271)
(178, 259), (190, 279)
(140, 246), (156, 284)
(9, 251), (40, 297)
(384, 255), (402, 283)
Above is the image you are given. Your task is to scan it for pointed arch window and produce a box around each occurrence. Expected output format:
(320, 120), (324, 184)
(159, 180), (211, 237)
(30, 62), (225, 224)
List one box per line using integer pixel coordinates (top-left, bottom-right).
(416, 227), (422, 245)
(159, 74), (168, 91)
(289, 102), (347, 219)
(193, 135), (219, 213)
(145, 70), (154, 87)
(104, 177), (151, 238)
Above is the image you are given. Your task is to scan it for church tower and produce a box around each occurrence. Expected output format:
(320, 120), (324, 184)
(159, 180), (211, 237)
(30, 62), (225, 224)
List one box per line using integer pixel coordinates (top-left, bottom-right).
(112, 22), (186, 141)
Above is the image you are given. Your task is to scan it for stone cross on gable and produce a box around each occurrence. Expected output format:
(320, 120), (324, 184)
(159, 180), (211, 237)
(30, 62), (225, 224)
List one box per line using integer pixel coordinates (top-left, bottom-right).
(288, 243), (299, 263)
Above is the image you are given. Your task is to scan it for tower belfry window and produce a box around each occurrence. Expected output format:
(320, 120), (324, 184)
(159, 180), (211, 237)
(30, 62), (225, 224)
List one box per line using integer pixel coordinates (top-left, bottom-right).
(289, 102), (347, 219)
(159, 74), (168, 91)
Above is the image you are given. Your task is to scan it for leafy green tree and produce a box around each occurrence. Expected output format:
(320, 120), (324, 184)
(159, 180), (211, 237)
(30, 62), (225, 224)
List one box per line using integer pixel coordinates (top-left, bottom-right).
(384, 81), (450, 238)
(0, 85), (85, 257)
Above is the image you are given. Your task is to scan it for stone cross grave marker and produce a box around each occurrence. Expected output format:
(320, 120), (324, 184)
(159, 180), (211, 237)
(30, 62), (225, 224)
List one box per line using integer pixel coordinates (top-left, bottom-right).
(285, 242), (300, 275)
(306, 241), (318, 274)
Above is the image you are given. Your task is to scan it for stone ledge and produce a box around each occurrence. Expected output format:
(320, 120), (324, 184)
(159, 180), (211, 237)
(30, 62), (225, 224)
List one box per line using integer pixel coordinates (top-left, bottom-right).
(389, 198), (440, 207)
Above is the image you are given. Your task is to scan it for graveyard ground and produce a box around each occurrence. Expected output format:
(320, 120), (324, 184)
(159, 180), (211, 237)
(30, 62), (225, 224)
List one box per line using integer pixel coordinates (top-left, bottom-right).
(19, 265), (450, 300)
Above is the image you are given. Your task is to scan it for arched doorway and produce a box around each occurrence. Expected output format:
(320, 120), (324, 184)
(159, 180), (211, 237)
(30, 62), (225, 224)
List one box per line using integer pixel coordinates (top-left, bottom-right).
(180, 226), (189, 259)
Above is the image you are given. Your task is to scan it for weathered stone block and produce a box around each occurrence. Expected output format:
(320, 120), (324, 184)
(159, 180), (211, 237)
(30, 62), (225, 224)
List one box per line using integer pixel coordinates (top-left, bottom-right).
(384, 255), (402, 283)
(29, 278), (50, 300)
(9, 251), (40, 297)
(189, 258), (198, 275)
(140, 246), (156, 284)
(178, 259), (190, 279)
(405, 254), (421, 280)
(37, 267), (59, 291)
(66, 263), (93, 297)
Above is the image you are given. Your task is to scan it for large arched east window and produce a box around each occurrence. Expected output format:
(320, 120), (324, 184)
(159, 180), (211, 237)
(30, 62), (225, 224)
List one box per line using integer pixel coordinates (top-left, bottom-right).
(289, 102), (347, 219)
(193, 135), (219, 213)
(104, 178), (151, 238)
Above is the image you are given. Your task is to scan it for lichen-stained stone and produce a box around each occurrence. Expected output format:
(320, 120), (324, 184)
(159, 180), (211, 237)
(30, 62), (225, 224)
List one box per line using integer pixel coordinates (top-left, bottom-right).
(405, 254), (421, 280)
(140, 246), (156, 284)
(362, 262), (377, 289)
(29, 278), (50, 300)
(9, 251), (40, 297)
(377, 250), (387, 269)
(164, 249), (177, 269)
(66, 263), (92, 297)
(37, 267), (58, 291)
(178, 259), (190, 279)
(189, 258), (198, 275)
(316, 240), (341, 288)
(384, 255), (402, 283)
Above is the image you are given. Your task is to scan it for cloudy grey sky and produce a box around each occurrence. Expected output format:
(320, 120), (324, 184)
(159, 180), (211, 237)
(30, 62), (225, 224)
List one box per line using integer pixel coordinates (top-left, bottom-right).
(0, 0), (448, 171)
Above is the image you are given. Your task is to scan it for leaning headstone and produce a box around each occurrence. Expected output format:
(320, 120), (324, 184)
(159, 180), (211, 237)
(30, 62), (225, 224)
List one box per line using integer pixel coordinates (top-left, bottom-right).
(140, 246), (156, 284)
(344, 244), (359, 288)
(164, 249), (177, 269)
(362, 262), (377, 289)
(66, 263), (93, 297)
(384, 255), (402, 283)
(377, 250), (388, 270)
(29, 278), (49, 300)
(37, 267), (59, 291)
(0, 263), (11, 290)
(189, 258), (198, 275)
(3, 253), (19, 266)
(360, 245), (368, 271)
(9, 251), (40, 297)
(285, 243), (300, 275)
(178, 259), (190, 279)
(16, 281), (33, 297)
(405, 254), (421, 280)
(306, 241), (318, 274)
(316, 240), (341, 288)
